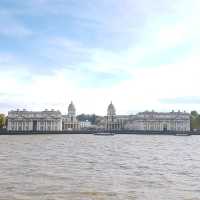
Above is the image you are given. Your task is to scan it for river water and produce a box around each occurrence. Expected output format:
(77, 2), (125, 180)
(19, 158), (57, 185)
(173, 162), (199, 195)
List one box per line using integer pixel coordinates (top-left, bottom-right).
(0, 134), (200, 200)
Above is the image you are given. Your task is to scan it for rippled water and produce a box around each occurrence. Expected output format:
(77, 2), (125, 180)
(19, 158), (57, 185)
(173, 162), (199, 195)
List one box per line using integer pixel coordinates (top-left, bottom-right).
(0, 134), (200, 200)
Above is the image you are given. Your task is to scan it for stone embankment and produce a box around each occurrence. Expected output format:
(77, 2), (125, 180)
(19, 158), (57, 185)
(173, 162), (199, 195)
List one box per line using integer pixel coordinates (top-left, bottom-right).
(0, 129), (198, 135)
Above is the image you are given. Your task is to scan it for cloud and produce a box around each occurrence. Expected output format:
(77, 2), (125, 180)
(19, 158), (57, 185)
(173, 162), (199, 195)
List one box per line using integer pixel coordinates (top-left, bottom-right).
(0, 0), (200, 115)
(1, 50), (200, 115)
(160, 97), (200, 104)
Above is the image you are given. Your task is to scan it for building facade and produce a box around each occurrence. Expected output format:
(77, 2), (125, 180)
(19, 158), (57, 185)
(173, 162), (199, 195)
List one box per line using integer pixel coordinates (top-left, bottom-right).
(105, 102), (123, 131)
(79, 120), (92, 129)
(62, 102), (80, 130)
(7, 109), (62, 131)
(104, 103), (190, 132)
(6, 102), (191, 132)
(124, 111), (190, 131)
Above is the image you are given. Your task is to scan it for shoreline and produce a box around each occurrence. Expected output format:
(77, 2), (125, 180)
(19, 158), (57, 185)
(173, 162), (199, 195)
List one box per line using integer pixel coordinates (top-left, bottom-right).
(0, 130), (198, 135)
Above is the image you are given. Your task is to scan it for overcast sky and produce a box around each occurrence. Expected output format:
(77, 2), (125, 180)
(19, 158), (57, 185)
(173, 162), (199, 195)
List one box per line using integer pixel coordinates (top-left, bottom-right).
(0, 0), (200, 115)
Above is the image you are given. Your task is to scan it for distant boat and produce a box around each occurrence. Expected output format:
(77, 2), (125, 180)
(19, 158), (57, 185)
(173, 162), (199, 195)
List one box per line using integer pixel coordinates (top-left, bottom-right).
(174, 133), (191, 136)
(94, 132), (115, 136)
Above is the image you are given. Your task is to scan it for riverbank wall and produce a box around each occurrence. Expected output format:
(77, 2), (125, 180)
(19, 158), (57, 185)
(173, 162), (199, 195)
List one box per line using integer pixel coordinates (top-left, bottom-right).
(0, 129), (199, 135)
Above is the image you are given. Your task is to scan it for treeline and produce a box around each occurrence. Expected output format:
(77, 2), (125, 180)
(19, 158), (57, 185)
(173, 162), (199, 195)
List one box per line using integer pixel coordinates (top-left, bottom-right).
(0, 114), (6, 129)
(77, 114), (103, 125)
(190, 111), (200, 130)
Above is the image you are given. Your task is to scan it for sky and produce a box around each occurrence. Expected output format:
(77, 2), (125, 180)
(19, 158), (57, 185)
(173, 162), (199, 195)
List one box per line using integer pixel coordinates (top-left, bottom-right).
(0, 0), (200, 115)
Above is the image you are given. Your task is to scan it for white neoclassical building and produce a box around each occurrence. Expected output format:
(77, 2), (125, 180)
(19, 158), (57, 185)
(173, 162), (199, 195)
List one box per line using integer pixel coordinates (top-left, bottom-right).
(104, 102), (190, 132)
(79, 120), (92, 129)
(7, 109), (62, 131)
(124, 111), (190, 132)
(6, 102), (191, 132)
(62, 102), (80, 130)
(105, 102), (123, 131)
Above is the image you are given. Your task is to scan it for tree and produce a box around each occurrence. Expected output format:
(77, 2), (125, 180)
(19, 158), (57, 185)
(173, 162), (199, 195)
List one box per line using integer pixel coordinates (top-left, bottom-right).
(0, 114), (6, 129)
(77, 114), (102, 125)
(91, 114), (96, 124)
(191, 110), (198, 118)
(190, 111), (200, 130)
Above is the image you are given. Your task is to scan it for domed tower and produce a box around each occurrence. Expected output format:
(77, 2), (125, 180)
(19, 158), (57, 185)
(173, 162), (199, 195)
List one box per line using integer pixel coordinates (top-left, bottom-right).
(68, 101), (76, 117)
(107, 101), (116, 116)
(106, 101), (121, 131)
(63, 101), (80, 130)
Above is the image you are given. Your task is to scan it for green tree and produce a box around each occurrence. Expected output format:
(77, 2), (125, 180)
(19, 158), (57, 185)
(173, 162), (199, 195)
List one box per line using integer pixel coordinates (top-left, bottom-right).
(91, 114), (96, 124)
(77, 114), (101, 125)
(190, 111), (200, 130)
(0, 114), (6, 129)
(191, 110), (198, 118)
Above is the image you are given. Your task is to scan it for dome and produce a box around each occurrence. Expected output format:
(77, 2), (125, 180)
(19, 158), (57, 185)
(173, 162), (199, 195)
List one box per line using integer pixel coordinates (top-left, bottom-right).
(68, 101), (76, 116)
(107, 101), (116, 116)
